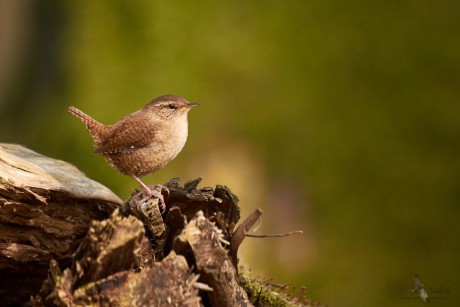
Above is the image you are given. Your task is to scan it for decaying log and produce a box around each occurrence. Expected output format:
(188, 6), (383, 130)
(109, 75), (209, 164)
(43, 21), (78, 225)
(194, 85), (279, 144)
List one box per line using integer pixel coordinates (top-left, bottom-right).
(31, 179), (249, 306)
(1, 144), (309, 306)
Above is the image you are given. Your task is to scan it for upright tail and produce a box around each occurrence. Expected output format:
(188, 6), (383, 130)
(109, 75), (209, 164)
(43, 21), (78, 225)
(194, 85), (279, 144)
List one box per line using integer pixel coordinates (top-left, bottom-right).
(69, 106), (107, 146)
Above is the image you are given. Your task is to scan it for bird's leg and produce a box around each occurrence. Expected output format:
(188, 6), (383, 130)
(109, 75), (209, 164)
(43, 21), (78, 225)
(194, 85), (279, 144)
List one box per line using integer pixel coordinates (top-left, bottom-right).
(132, 175), (153, 195)
(131, 175), (168, 213)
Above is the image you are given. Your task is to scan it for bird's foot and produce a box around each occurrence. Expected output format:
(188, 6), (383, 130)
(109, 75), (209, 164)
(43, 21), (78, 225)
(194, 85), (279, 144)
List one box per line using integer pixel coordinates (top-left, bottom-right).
(131, 176), (169, 213)
(130, 185), (168, 214)
(140, 184), (169, 213)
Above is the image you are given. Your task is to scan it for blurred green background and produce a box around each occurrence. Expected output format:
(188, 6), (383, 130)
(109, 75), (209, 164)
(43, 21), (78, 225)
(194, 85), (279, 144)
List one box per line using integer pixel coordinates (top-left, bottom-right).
(1, 1), (459, 305)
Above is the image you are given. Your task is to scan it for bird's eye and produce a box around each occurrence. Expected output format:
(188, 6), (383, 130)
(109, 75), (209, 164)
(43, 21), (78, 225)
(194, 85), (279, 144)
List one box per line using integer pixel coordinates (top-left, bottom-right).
(168, 104), (176, 109)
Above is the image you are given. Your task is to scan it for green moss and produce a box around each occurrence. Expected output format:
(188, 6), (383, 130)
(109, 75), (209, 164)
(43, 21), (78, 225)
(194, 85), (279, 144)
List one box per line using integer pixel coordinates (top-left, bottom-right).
(242, 275), (288, 306)
(241, 274), (315, 307)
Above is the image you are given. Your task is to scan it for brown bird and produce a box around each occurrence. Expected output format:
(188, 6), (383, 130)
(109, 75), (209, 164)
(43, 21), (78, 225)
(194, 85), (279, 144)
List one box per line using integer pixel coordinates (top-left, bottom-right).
(69, 95), (200, 210)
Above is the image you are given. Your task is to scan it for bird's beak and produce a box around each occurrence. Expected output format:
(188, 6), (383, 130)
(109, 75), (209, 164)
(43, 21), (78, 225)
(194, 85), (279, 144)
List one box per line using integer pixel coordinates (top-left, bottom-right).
(186, 102), (201, 108)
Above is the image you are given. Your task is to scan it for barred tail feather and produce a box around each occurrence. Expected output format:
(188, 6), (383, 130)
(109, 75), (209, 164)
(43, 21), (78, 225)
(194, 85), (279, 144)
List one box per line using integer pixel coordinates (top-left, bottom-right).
(69, 106), (106, 146)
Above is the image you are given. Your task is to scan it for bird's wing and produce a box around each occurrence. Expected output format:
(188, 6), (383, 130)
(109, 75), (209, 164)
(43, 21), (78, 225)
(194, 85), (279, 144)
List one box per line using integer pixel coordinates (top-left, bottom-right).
(95, 113), (158, 154)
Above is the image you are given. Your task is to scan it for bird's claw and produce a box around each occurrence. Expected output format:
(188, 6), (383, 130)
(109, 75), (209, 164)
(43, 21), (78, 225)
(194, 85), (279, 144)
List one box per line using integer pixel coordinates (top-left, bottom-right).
(130, 184), (168, 214)
(144, 184), (169, 213)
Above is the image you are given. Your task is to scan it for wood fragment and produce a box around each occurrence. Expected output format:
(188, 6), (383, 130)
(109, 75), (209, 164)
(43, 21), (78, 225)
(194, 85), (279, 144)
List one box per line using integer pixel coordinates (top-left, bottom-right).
(246, 230), (304, 238)
(0, 143), (122, 205)
(72, 209), (145, 287)
(231, 208), (264, 266)
(73, 252), (201, 306)
(124, 191), (167, 261)
(175, 211), (253, 307)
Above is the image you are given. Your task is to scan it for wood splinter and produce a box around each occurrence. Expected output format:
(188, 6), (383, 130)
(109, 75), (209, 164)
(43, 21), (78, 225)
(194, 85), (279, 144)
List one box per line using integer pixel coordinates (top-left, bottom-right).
(231, 208), (304, 267)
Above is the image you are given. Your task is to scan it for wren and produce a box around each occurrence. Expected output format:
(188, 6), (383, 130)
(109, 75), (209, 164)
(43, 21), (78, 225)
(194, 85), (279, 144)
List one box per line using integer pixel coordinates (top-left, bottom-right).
(69, 95), (200, 210)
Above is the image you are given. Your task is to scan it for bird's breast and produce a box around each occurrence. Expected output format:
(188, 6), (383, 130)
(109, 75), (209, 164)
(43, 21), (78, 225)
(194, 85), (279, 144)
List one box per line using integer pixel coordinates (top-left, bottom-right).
(165, 117), (189, 158)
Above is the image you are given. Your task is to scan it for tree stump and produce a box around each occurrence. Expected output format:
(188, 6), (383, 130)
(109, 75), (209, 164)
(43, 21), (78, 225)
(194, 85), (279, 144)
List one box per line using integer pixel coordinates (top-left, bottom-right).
(0, 144), (311, 306)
